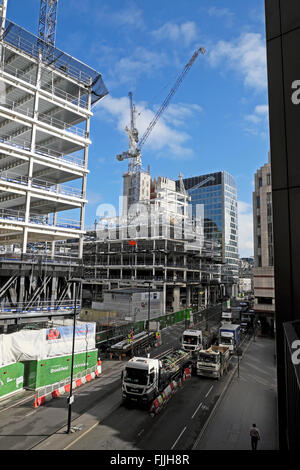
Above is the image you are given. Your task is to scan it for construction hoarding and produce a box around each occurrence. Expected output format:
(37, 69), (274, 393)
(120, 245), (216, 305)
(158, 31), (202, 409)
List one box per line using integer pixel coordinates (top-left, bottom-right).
(23, 349), (98, 390)
(0, 362), (24, 398)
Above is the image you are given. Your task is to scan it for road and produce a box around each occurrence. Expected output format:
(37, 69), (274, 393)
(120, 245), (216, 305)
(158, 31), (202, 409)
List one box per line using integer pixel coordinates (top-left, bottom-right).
(0, 303), (247, 450)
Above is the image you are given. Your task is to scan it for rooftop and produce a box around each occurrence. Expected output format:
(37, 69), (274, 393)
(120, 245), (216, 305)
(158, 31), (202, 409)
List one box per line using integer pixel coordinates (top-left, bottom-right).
(1, 17), (108, 106)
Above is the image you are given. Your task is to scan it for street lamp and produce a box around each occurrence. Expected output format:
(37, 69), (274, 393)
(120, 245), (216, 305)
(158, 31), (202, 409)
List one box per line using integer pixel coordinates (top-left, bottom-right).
(66, 278), (82, 434)
(143, 281), (151, 339)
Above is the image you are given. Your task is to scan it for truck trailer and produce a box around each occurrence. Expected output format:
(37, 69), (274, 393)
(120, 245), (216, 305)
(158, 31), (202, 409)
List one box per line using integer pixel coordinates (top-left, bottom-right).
(196, 345), (230, 379)
(219, 323), (241, 354)
(109, 330), (157, 358)
(121, 348), (191, 405)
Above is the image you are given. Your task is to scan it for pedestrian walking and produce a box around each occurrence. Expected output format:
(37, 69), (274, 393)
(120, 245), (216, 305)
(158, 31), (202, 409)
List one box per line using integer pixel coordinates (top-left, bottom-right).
(250, 423), (261, 450)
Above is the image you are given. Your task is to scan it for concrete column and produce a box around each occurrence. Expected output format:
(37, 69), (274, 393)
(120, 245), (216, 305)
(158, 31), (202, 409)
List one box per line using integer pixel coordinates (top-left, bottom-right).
(18, 275), (25, 304)
(186, 286), (191, 308)
(205, 286), (208, 308)
(51, 276), (58, 304)
(162, 283), (166, 315)
(172, 286), (180, 312)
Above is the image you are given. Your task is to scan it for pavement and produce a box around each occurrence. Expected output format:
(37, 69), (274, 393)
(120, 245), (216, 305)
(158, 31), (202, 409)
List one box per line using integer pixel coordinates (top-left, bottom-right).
(193, 336), (278, 450)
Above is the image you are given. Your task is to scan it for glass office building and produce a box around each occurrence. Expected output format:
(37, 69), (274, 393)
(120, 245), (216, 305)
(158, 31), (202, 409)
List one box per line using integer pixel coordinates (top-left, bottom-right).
(177, 171), (239, 285)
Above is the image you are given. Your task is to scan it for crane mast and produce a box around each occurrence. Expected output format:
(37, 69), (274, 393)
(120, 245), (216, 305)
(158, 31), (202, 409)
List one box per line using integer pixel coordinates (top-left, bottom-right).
(38, 0), (58, 53)
(116, 46), (206, 173)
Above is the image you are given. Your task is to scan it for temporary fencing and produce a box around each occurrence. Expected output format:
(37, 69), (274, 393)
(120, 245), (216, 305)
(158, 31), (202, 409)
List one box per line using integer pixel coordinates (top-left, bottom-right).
(33, 360), (102, 407)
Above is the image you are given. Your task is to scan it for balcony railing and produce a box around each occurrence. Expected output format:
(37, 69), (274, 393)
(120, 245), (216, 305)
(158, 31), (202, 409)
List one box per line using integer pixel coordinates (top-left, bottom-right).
(0, 252), (80, 265)
(0, 133), (84, 168)
(0, 171), (84, 199)
(0, 207), (81, 230)
(0, 99), (87, 138)
(38, 112), (87, 138)
(0, 63), (90, 110)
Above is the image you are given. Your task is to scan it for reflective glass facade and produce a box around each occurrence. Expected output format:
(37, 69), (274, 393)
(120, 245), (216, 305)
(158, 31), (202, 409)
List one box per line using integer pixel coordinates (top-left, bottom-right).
(178, 172), (239, 282)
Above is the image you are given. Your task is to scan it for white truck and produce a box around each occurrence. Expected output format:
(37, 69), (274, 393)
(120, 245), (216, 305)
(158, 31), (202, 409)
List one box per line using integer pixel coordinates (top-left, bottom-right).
(181, 329), (203, 353)
(121, 348), (191, 406)
(219, 323), (241, 354)
(221, 310), (232, 324)
(196, 345), (230, 379)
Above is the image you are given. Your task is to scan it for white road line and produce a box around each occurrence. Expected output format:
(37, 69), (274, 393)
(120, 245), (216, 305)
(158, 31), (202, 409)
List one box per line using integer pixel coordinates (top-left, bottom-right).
(63, 422), (99, 450)
(191, 402), (202, 419)
(171, 426), (186, 450)
(205, 385), (213, 398)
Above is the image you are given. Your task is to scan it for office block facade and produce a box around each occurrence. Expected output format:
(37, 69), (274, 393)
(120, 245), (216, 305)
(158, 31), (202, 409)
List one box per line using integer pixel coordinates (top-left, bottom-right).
(177, 171), (239, 294)
(252, 158), (275, 333)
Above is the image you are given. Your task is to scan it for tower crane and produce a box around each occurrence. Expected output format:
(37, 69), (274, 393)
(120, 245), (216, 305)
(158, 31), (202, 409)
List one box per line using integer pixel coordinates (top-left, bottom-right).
(178, 173), (215, 200)
(116, 46), (206, 172)
(38, 0), (59, 52)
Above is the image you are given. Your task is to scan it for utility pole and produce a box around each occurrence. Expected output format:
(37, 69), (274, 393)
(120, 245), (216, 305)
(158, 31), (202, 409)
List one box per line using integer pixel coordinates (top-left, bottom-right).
(66, 278), (82, 434)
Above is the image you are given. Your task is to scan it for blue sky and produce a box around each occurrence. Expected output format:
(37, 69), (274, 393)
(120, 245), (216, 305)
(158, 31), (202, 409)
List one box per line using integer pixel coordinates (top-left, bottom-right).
(10, 0), (269, 257)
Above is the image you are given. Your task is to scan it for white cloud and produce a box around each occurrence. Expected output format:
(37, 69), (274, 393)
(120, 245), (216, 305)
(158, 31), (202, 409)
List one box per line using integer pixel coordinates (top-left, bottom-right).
(208, 6), (233, 17)
(244, 104), (269, 137)
(152, 21), (198, 46)
(95, 95), (201, 158)
(208, 33), (267, 91)
(95, 4), (145, 30)
(208, 6), (235, 24)
(238, 201), (253, 257)
(112, 47), (168, 86)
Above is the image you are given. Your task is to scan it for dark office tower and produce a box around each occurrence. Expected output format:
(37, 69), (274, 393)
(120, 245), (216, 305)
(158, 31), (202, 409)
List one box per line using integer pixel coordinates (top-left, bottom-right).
(265, 0), (300, 450)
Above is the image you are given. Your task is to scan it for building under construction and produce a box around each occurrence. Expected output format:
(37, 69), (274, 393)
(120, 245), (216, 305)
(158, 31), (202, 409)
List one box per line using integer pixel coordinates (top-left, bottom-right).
(82, 172), (223, 317)
(0, 0), (108, 329)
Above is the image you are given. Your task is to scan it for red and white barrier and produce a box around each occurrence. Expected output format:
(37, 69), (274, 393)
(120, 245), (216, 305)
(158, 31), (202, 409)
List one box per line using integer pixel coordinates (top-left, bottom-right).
(149, 377), (181, 417)
(33, 361), (102, 408)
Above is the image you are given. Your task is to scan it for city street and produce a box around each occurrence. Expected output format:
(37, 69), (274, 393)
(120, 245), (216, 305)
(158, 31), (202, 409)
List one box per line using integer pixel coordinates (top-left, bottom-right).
(0, 313), (247, 451)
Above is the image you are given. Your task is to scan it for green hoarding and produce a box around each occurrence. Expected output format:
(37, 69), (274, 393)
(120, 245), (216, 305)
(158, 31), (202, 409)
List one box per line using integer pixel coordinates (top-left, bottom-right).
(0, 362), (25, 398)
(23, 349), (98, 390)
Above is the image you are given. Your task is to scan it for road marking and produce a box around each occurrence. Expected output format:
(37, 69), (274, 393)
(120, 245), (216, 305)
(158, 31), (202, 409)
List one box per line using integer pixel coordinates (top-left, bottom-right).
(191, 402), (202, 419)
(171, 426), (186, 449)
(137, 428), (144, 437)
(25, 410), (37, 417)
(205, 385), (213, 398)
(63, 422), (99, 450)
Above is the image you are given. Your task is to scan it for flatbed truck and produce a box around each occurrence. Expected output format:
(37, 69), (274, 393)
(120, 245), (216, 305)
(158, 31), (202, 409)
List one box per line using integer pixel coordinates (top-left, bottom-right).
(121, 348), (192, 405)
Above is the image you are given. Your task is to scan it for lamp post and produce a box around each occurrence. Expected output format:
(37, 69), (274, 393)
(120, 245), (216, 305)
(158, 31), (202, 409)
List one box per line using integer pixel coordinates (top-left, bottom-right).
(141, 280), (152, 340)
(66, 278), (82, 434)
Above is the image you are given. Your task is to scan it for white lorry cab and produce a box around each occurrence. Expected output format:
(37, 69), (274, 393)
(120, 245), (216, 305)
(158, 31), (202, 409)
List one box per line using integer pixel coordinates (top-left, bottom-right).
(221, 310), (232, 324)
(181, 329), (203, 353)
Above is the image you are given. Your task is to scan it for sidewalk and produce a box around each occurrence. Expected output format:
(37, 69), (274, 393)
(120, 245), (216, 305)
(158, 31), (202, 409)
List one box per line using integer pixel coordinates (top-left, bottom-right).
(193, 336), (278, 450)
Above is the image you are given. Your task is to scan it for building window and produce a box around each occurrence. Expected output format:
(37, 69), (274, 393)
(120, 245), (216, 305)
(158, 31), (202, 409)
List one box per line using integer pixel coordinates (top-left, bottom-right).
(267, 173), (271, 185)
(257, 196), (260, 208)
(258, 177), (263, 187)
